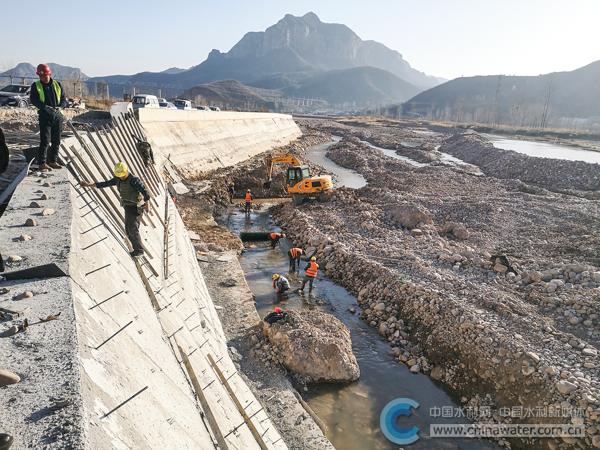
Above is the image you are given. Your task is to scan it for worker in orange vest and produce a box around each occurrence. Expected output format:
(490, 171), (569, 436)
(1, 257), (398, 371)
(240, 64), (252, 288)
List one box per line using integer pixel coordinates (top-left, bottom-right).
(244, 189), (253, 215)
(288, 247), (304, 274)
(299, 256), (318, 293)
(269, 231), (286, 249)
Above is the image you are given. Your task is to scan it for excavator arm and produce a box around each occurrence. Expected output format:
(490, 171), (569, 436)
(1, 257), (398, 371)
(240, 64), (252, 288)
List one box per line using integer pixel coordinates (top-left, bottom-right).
(264, 153), (302, 186)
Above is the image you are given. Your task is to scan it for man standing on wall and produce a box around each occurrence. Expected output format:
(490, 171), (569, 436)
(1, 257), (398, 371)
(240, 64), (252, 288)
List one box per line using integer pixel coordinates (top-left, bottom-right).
(29, 64), (67, 171)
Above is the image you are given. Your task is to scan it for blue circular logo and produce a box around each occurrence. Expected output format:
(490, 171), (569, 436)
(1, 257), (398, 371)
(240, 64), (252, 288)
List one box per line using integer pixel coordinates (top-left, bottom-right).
(380, 398), (421, 445)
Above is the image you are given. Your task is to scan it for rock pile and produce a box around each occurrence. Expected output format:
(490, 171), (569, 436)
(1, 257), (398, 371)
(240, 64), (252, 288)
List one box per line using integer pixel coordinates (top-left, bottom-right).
(262, 310), (359, 383)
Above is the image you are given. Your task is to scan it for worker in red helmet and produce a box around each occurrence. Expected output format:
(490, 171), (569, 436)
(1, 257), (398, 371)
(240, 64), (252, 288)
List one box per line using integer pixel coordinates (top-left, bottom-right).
(29, 64), (67, 171)
(263, 306), (288, 325)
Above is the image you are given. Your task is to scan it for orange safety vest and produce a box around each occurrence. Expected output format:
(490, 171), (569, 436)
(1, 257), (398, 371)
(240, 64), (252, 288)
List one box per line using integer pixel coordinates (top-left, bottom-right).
(244, 192), (252, 202)
(289, 247), (302, 258)
(270, 232), (281, 240)
(305, 261), (318, 278)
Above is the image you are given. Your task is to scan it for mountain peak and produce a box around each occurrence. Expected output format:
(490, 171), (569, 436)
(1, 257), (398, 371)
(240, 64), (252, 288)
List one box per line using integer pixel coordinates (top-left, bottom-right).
(301, 12), (321, 24)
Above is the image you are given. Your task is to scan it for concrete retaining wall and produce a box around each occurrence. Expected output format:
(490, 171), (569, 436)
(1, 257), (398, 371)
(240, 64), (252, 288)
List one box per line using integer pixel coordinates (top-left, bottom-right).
(138, 109), (301, 176)
(0, 112), (294, 449)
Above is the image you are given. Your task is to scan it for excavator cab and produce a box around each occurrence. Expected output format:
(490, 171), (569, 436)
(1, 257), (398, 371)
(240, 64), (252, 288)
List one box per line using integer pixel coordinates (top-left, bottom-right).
(286, 166), (311, 186)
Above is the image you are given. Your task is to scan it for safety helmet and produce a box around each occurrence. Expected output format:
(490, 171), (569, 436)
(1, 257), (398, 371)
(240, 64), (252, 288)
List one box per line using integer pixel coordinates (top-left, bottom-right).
(246, 189), (250, 192)
(281, 233), (286, 238)
(36, 63), (52, 76)
(272, 273), (280, 280)
(113, 162), (129, 177)
(310, 256), (316, 261)
(274, 307), (283, 313)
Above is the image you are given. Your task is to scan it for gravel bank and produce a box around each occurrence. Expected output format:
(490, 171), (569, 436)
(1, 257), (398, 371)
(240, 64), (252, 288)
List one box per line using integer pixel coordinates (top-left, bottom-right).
(268, 119), (600, 449)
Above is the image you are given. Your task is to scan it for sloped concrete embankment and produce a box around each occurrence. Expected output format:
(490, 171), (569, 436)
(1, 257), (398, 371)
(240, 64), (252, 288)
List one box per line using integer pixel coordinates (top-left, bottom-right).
(440, 133), (600, 192)
(0, 113), (294, 449)
(138, 109), (301, 176)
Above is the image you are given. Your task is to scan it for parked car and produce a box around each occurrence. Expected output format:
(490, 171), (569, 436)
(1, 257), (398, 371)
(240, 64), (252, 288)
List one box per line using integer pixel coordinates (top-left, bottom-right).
(209, 106), (220, 111)
(131, 94), (160, 109)
(0, 84), (31, 107)
(159, 101), (177, 109)
(196, 105), (209, 111)
(173, 99), (193, 110)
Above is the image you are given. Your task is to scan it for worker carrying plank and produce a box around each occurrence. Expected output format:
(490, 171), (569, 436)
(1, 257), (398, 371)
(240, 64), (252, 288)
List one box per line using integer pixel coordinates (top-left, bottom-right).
(81, 162), (150, 257)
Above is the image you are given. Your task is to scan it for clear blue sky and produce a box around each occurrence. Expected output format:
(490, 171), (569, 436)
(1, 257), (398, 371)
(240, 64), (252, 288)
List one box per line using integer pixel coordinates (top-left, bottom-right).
(1, 0), (598, 79)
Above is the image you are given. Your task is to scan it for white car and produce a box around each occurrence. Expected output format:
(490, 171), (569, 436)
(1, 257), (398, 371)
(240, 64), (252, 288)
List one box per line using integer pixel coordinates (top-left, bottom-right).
(173, 99), (193, 110)
(131, 94), (160, 109)
(159, 101), (177, 109)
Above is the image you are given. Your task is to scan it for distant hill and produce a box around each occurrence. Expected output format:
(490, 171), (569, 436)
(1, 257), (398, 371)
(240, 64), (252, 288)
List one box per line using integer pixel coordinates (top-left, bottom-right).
(88, 12), (442, 107)
(402, 60), (600, 126)
(161, 67), (186, 75)
(182, 80), (282, 109)
(281, 66), (421, 105)
(181, 67), (420, 110)
(1, 62), (89, 81)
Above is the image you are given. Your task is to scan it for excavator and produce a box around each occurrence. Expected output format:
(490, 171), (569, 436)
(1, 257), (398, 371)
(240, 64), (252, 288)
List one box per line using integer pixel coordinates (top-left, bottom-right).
(264, 153), (333, 205)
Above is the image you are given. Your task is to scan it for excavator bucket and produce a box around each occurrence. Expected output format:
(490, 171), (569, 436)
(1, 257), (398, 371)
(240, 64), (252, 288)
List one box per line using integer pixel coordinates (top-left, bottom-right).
(263, 180), (272, 189)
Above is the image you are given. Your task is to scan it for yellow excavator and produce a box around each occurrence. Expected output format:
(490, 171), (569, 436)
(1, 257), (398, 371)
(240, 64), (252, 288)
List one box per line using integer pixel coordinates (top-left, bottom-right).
(264, 153), (333, 205)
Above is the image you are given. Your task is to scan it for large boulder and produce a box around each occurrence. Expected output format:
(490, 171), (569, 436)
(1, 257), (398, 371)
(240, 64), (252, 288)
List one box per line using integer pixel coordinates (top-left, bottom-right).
(387, 204), (433, 229)
(263, 310), (359, 383)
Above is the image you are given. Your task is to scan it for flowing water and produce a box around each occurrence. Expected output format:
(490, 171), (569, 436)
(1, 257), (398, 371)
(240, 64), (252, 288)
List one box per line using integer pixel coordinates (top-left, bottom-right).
(484, 134), (600, 164)
(307, 140), (367, 189)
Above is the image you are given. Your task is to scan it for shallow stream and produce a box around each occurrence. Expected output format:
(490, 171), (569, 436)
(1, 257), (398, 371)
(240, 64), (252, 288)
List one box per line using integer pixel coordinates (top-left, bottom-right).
(220, 206), (498, 450)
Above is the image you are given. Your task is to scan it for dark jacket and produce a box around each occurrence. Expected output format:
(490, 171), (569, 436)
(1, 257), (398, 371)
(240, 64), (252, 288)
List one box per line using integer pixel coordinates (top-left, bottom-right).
(30, 79), (67, 110)
(95, 174), (150, 206)
(264, 311), (288, 325)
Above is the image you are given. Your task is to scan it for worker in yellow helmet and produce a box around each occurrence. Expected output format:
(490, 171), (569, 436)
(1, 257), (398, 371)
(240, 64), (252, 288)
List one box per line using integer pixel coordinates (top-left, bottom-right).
(81, 162), (151, 257)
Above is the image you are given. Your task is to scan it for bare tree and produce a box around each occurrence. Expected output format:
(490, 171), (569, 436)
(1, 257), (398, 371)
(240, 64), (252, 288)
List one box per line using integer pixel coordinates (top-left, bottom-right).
(539, 76), (553, 129)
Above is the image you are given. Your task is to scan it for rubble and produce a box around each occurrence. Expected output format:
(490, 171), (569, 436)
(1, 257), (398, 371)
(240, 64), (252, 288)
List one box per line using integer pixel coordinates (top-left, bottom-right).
(440, 133), (600, 193)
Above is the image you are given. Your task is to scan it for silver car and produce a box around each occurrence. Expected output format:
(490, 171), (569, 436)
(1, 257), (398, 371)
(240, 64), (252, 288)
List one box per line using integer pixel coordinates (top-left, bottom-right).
(0, 84), (31, 107)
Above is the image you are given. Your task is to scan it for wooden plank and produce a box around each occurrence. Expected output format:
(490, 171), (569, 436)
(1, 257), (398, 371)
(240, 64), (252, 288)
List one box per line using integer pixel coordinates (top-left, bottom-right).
(177, 344), (229, 450)
(207, 353), (270, 450)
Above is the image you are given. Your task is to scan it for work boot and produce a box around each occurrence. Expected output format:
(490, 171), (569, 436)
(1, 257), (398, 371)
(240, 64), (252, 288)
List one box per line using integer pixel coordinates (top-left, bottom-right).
(130, 249), (143, 257)
(38, 163), (52, 172)
(0, 433), (13, 450)
(47, 162), (63, 169)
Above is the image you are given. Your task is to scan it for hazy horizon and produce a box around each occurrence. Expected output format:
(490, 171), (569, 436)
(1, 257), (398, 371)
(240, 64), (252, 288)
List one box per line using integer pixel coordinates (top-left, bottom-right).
(1, 0), (598, 80)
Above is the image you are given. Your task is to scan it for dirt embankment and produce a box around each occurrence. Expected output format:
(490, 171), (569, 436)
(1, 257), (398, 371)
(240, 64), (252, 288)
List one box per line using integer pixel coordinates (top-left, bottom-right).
(440, 133), (600, 194)
(269, 119), (600, 449)
(0, 107), (110, 134)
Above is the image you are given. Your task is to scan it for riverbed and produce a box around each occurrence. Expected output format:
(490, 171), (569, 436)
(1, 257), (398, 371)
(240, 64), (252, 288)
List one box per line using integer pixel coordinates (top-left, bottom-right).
(484, 133), (600, 164)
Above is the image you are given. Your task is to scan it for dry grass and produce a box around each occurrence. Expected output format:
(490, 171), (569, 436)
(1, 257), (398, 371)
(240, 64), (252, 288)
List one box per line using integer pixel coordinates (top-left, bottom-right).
(82, 97), (113, 111)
